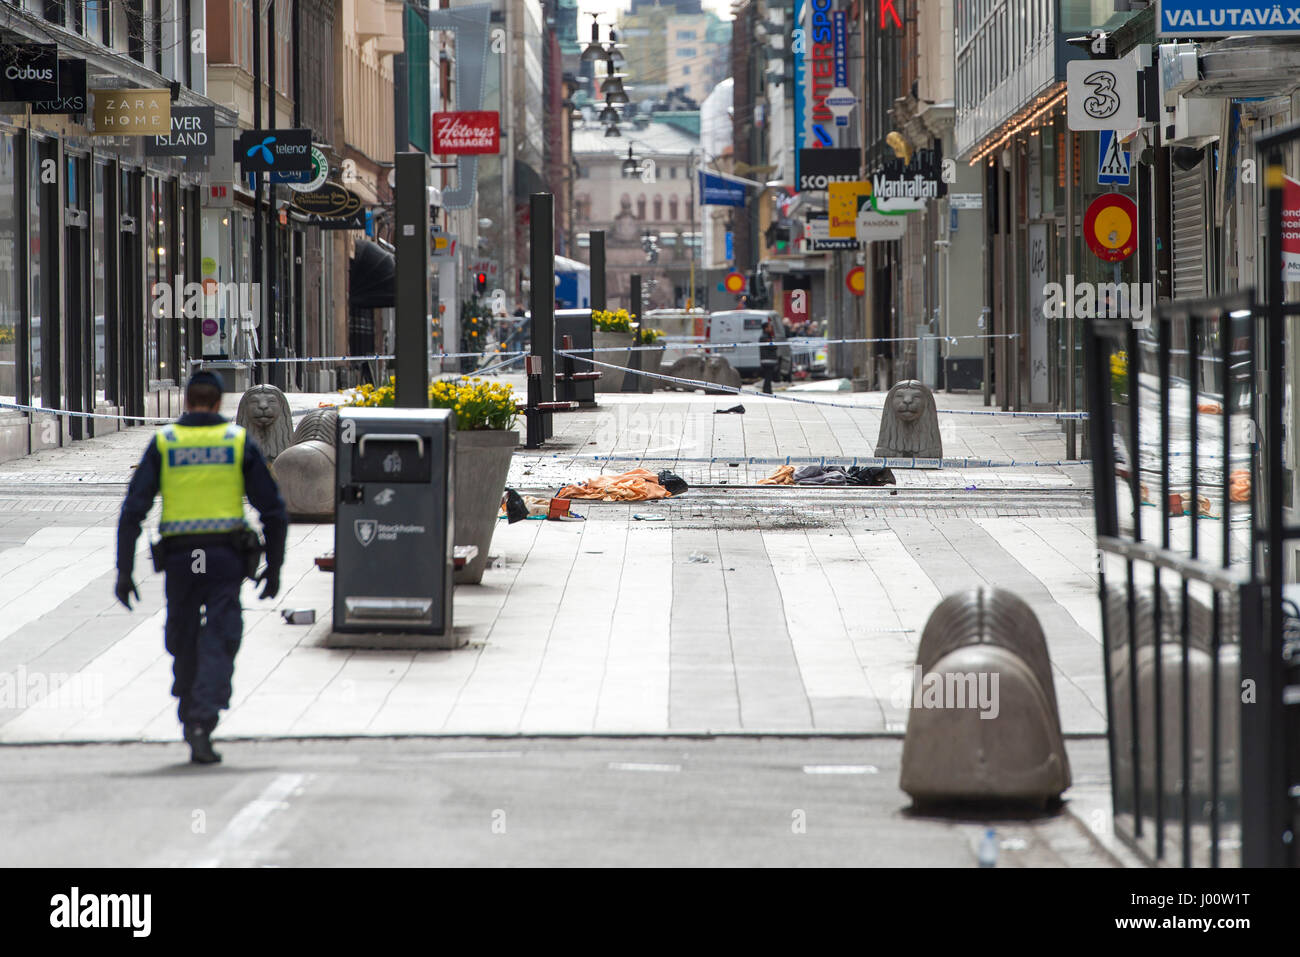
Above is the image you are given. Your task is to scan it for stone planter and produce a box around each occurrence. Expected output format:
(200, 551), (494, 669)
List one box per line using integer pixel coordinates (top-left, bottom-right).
(0, 343), (13, 398)
(454, 428), (519, 584)
(640, 345), (664, 392)
(592, 330), (634, 392)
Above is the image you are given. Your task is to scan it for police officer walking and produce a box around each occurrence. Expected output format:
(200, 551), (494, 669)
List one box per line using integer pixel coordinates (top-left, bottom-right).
(115, 372), (288, 765)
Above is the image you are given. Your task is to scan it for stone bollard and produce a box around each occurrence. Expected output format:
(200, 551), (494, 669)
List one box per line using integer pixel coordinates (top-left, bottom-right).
(235, 384), (294, 462)
(875, 379), (943, 460)
(900, 587), (1071, 806)
(270, 440), (337, 518)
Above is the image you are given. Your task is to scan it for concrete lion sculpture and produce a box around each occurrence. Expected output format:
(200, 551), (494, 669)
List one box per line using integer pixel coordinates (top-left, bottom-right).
(236, 384), (294, 461)
(875, 379), (942, 459)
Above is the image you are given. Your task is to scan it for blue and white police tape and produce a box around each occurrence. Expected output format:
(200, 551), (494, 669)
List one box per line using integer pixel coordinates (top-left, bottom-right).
(555, 351), (1091, 420)
(580, 332), (1020, 354)
(187, 349), (527, 368)
(522, 452), (1092, 470)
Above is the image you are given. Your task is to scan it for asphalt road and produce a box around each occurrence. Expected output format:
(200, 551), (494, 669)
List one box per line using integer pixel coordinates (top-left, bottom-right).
(0, 737), (1116, 867)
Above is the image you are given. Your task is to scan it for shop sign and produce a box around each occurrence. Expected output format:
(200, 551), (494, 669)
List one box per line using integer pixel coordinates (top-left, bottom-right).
(828, 181), (872, 238)
(92, 89), (171, 136)
(1156, 0), (1300, 36)
(144, 106), (215, 157)
(236, 128), (313, 172)
(1283, 176), (1300, 283)
(29, 59), (85, 115)
(797, 148), (859, 191)
(795, 0), (839, 170)
(0, 44), (58, 102)
(1066, 60), (1139, 132)
(431, 111), (500, 154)
(806, 211), (858, 250)
(871, 145), (946, 211)
(287, 147), (329, 193)
(290, 182), (365, 230)
(832, 11), (848, 87)
(825, 86), (856, 126)
(949, 192), (982, 209)
(855, 209), (907, 243)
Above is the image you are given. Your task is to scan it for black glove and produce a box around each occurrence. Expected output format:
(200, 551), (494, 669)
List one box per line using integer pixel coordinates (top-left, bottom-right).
(114, 571), (140, 610)
(257, 567), (281, 601)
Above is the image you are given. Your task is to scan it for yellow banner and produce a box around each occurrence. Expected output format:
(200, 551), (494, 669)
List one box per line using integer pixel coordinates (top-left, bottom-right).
(828, 181), (872, 238)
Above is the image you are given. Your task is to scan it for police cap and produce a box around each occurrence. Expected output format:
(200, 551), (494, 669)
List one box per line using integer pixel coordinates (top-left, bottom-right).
(187, 371), (224, 395)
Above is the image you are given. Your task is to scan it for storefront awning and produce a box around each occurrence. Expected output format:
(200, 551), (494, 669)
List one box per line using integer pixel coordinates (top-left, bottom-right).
(349, 240), (395, 310)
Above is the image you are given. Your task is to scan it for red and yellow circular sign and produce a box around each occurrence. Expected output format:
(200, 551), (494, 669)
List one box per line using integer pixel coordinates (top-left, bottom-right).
(846, 266), (865, 297)
(1084, 194), (1138, 262)
(723, 271), (746, 294)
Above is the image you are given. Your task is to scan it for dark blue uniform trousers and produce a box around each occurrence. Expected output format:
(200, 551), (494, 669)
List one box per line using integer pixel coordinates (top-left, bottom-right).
(163, 543), (244, 732)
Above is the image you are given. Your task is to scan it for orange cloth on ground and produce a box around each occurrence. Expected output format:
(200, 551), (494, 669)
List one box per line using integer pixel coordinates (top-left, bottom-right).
(758, 465), (795, 485)
(557, 468), (671, 501)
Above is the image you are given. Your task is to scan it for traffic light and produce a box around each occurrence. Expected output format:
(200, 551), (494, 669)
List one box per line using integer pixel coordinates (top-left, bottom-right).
(475, 272), (487, 295)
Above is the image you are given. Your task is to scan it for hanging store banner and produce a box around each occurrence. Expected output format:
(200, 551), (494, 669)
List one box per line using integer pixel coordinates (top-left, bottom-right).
(431, 111), (500, 155)
(806, 211), (858, 250)
(828, 181), (872, 237)
(797, 148), (859, 191)
(425, 4), (491, 209)
(144, 106), (215, 157)
(699, 170), (747, 207)
(28, 58), (85, 114)
(1156, 1), (1300, 36)
(871, 145), (946, 212)
(795, 0), (839, 184)
(1066, 59), (1139, 132)
(855, 209), (907, 243)
(1283, 175), (1300, 283)
(0, 43), (58, 102)
(291, 182), (366, 230)
(1028, 223), (1049, 404)
(236, 128), (313, 172)
(91, 88), (170, 136)
(832, 11), (848, 87)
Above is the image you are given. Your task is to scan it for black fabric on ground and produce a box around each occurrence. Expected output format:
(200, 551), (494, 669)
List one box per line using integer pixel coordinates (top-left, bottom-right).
(714, 404), (746, 414)
(657, 470), (689, 495)
(793, 465), (848, 485)
(503, 488), (529, 523)
(847, 466), (897, 487)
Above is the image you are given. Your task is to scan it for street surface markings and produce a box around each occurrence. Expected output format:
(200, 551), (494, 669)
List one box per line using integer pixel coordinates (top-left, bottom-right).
(433, 751), (526, 759)
(802, 765), (879, 774)
(608, 762), (681, 772)
(192, 773), (309, 868)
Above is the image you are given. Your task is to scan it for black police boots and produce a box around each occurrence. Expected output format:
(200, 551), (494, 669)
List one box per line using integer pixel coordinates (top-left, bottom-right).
(184, 724), (222, 765)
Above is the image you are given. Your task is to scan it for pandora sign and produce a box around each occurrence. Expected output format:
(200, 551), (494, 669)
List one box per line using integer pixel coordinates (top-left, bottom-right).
(431, 111), (500, 155)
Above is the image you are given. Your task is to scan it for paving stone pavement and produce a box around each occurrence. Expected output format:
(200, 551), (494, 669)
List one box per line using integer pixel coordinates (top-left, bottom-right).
(0, 383), (1104, 742)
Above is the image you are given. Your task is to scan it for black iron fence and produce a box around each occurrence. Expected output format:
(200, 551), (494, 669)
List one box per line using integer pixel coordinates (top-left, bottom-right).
(1085, 288), (1300, 866)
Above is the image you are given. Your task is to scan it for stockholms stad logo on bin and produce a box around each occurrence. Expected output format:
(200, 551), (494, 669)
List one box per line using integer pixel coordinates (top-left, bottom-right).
(354, 520), (426, 547)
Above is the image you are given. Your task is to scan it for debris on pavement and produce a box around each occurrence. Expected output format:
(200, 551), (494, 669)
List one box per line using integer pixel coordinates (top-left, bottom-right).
(656, 469), (689, 495)
(758, 465), (795, 485)
(502, 488), (530, 523)
(557, 469), (673, 501)
(714, 404), (746, 414)
(633, 513), (666, 521)
(687, 552), (711, 563)
(281, 609), (316, 625)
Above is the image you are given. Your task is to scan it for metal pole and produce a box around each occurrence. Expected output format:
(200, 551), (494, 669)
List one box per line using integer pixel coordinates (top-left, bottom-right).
(529, 192), (555, 437)
(267, 0), (281, 391)
(394, 152), (430, 408)
(1066, 129), (1077, 458)
(590, 229), (606, 312)
(252, 0), (263, 384)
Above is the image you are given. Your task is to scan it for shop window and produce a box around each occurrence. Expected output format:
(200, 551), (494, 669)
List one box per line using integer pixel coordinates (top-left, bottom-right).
(653, 196), (663, 220)
(92, 162), (107, 403)
(0, 133), (16, 405)
(669, 197), (678, 220)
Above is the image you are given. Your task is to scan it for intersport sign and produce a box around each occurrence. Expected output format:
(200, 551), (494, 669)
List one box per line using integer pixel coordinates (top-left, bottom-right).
(431, 111), (500, 155)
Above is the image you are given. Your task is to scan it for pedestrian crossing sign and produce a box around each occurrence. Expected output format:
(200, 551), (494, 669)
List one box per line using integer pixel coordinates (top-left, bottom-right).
(1098, 130), (1131, 186)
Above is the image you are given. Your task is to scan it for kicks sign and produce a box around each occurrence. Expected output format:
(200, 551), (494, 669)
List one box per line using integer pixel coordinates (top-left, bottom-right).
(431, 111), (500, 155)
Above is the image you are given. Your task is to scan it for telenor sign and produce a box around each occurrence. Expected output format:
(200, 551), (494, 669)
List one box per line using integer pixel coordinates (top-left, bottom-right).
(431, 111), (500, 155)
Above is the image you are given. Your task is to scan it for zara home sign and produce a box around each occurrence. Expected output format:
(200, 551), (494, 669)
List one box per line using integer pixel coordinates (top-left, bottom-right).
(91, 89), (171, 136)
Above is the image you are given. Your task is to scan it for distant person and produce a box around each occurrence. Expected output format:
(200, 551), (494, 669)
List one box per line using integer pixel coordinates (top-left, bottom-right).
(759, 320), (779, 395)
(114, 371), (288, 765)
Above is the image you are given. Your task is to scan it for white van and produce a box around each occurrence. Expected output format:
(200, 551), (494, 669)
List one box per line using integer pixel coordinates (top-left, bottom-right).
(706, 309), (790, 379)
